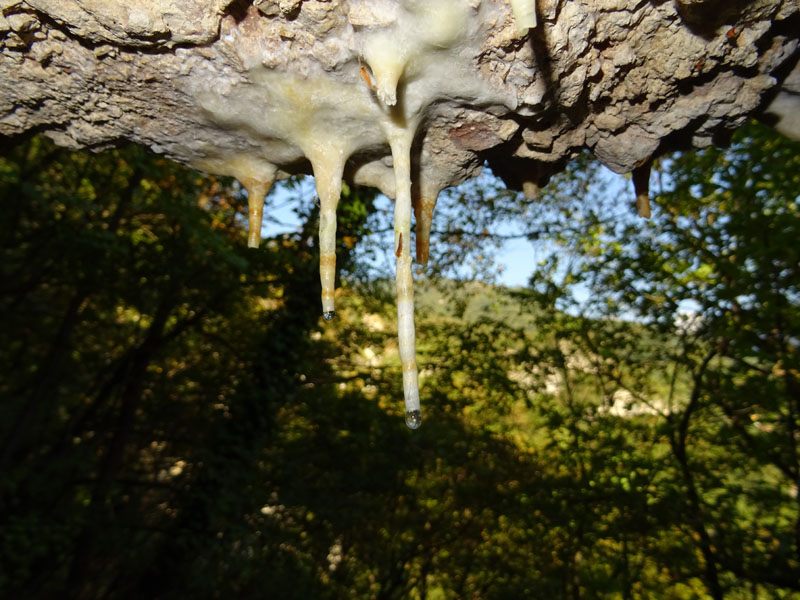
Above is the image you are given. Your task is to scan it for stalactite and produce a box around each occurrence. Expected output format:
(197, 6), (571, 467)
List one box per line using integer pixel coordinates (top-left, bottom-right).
(243, 178), (274, 248)
(308, 146), (348, 320)
(412, 184), (441, 267)
(385, 123), (421, 428)
(198, 0), (499, 427)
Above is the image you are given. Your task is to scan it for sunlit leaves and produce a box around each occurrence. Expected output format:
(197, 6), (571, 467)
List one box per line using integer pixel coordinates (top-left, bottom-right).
(523, 121), (800, 596)
(2, 124), (799, 599)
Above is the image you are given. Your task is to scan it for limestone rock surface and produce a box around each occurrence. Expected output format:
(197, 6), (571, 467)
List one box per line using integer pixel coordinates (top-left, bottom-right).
(1, 0), (799, 195)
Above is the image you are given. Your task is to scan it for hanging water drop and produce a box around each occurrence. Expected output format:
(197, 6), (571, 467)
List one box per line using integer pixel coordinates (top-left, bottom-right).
(405, 409), (422, 430)
(322, 310), (336, 321)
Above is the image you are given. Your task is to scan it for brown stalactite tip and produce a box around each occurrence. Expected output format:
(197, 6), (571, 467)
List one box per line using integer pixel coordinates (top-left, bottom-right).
(416, 237), (429, 266)
(632, 162), (653, 219)
(636, 194), (652, 219)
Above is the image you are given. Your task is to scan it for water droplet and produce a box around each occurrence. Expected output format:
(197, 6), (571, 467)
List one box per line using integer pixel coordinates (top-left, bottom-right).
(405, 409), (422, 430)
(322, 310), (336, 321)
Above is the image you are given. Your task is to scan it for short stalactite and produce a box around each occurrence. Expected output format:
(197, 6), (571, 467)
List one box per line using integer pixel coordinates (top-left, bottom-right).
(633, 162), (652, 219)
(244, 179), (274, 248)
(413, 185), (441, 267)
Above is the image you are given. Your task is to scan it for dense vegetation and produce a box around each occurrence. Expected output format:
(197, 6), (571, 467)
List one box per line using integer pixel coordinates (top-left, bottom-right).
(0, 123), (798, 599)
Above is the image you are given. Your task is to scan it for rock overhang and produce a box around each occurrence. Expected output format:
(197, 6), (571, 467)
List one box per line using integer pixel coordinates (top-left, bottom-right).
(2, 0), (798, 194)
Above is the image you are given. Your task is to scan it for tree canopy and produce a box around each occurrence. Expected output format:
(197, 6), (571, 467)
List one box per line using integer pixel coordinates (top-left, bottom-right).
(0, 123), (798, 599)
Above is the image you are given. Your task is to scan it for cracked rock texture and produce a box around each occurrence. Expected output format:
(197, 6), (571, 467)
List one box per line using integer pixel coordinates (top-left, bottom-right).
(1, 0), (799, 196)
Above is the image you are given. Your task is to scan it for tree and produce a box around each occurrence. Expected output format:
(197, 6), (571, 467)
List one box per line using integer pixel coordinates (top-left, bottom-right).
(2, 121), (799, 600)
(523, 121), (800, 597)
(0, 136), (379, 597)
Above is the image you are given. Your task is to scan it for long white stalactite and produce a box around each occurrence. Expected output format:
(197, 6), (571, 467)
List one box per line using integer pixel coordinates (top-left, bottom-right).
(385, 123), (421, 428)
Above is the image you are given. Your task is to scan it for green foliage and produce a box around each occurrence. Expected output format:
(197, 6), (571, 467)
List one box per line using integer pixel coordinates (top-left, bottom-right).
(1, 124), (798, 600)
(525, 122), (800, 598)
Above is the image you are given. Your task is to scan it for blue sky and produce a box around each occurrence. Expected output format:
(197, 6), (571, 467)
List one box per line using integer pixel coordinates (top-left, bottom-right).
(255, 165), (637, 292)
(258, 176), (541, 288)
